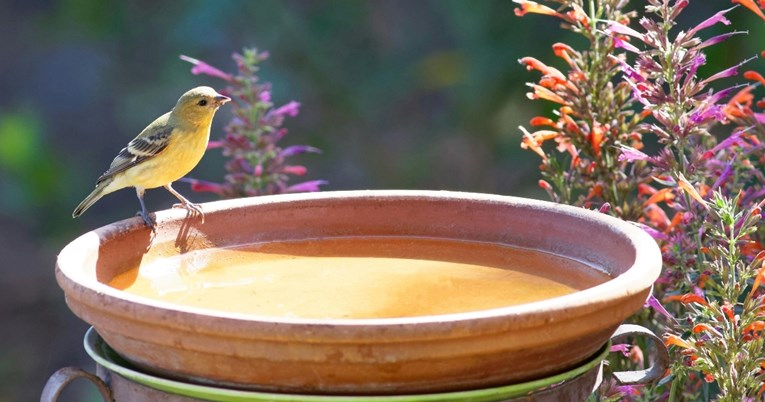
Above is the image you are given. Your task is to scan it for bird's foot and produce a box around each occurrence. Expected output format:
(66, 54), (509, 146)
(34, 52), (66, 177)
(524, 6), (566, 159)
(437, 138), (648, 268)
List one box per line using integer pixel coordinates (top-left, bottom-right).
(135, 210), (156, 230)
(173, 202), (205, 223)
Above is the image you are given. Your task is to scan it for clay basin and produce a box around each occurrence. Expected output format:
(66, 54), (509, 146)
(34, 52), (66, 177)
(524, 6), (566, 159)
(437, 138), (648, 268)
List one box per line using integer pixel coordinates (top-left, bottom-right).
(56, 190), (661, 395)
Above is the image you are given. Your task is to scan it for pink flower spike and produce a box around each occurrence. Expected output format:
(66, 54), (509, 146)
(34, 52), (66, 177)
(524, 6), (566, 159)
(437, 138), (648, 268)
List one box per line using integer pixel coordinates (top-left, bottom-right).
(710, 161), (734, 191)
(279, 145), (322, 157)
(701, 56), (757, 85)
(697, 31), (747, 49)
(180, 178), (225, 195)
(618, 146), (649, 162)
(179, 55), (234, 82)
(259, 90), (272, 103)
(605, 21), (645, 41)
(287, 180), (328, 193)
(612, 36), (641, 53)
(687, 7), (734, 38)
(282, 165), (307, 176)
(707, 128), (746, 155)
(610, 343), (631, 357)
(273, 101), (301, 117)
(644, 293), (678, 324)
(207, 140), (225, 150)
(608, 55), (646, 83)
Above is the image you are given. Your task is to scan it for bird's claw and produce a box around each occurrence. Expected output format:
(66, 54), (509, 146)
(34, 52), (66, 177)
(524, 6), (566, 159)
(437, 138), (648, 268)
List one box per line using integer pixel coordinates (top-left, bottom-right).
(135, 210), (156, 230)
(173, 202), (205, 223)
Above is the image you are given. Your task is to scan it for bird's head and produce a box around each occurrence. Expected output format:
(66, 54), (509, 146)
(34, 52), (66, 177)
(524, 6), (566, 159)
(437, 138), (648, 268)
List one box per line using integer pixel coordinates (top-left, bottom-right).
(172, 86), (231, 124)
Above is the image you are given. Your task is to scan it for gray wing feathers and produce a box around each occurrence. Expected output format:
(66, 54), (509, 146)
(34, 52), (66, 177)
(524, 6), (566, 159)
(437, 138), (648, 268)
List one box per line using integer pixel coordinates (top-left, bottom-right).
(95, 126), (173, 184)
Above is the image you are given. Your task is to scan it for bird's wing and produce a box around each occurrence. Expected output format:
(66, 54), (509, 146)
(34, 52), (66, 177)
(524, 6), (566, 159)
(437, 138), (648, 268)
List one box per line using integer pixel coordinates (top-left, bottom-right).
(95, 123), (174, 185)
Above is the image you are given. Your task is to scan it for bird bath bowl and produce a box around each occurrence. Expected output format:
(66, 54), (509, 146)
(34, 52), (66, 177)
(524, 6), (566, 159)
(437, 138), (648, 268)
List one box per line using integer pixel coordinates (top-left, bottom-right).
(54, 190), (663, 396)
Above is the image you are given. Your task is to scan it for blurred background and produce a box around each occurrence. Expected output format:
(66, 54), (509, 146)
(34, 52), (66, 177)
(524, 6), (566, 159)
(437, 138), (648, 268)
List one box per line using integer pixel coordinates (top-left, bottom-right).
(1, 1), (762, 400)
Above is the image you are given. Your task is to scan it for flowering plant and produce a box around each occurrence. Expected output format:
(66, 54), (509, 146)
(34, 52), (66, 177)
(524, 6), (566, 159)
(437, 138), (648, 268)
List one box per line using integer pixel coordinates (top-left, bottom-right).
(514, 0), (765, 400)
(180, 48), (326, 197)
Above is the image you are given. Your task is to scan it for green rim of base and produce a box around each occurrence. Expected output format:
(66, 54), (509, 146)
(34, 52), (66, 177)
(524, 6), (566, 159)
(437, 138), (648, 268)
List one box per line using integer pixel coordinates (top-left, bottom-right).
(84, 327), (607, 402)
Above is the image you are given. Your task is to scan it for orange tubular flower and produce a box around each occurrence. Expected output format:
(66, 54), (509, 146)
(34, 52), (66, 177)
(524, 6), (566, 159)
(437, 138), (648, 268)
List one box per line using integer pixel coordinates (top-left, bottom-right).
(732, 0), (765, 21)
(642, 188), (676, 207)
(589, 124), (607, 158)
(677, 174), (709, 210)
(693, 323), (713, 334)
(566, 3), (589, 27)
(744, 70), (765, 85)
(681, 293), (709, 306)
(638, 183), (657, 196)
(552, 43), (579, 69)
(519, 57), (566, 80)
(527, 85), (568, 105)
(644, 204), (670, 230)
(665, 334), (695, 350)
(519, 126), (548, 161)
(666, 212), (683, 233)
(743, 321), (765, 334)
(722, 302), (735, 321)
(530, 116), (557, 127)
(530, 130), (559, 144)
(513, 0), (566, 19)
(749, 261), (765, 299)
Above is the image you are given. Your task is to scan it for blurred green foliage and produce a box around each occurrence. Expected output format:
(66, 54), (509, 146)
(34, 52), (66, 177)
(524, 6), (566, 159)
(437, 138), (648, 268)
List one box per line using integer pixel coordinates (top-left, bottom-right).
(0, 110), (71, 226)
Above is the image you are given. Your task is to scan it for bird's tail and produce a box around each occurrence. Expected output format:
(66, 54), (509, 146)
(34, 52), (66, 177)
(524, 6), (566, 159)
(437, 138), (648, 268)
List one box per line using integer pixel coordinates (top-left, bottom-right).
(72, 178), (114, 218)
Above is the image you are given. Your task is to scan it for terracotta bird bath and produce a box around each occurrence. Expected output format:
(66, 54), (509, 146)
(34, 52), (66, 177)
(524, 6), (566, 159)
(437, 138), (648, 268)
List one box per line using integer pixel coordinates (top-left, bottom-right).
(50, 190), (665, 400)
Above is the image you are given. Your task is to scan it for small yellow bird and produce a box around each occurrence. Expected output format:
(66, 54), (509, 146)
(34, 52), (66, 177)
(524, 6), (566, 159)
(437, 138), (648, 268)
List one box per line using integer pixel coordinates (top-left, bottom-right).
(73, 86), (230, 227)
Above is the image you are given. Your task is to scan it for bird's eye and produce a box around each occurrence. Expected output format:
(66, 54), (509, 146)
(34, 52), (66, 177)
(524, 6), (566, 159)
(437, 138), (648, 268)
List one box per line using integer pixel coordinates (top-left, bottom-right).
(197, 99), (208, 106)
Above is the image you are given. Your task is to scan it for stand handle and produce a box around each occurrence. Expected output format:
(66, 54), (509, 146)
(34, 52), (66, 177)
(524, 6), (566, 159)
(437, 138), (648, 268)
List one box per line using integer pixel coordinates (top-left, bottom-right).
(41, 366), (113, 402)
(609, 323), (670, 385)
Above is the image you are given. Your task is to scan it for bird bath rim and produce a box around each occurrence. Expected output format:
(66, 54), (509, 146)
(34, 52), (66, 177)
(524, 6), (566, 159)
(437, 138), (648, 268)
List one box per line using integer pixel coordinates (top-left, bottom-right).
(58, 189), (660, 328)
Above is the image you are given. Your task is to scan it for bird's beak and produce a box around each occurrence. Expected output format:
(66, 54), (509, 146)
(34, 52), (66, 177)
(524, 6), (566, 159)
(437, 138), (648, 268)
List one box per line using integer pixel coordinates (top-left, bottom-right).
(215, 95), (231, 105)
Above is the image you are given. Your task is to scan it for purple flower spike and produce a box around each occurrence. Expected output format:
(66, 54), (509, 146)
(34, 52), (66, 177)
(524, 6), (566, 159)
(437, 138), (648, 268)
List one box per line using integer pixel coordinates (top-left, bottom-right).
(207, 140), (225, 150)
(698, 31), (747, 49)
(706, 128), (746, 156)
(644, 293), (678, 324)
(608, 55), (646, 83)
(286, 180), (328, 193)
(273, 101), (301, 117)
(687, 7), (734, 38)
(618, 146), (650, 162)
(606, 21), (646, 41)
(613, 36), (640, 53)
(634, 222), (669, 240)
(710, 162), (733, 191)
(701, 57), (757, 85)
(689, 104), (725, 125)
(180, 55), (234, 82)
(615, 385), (641, 397)
(279, 145), (322, 158)
(610, 343), (631, 357)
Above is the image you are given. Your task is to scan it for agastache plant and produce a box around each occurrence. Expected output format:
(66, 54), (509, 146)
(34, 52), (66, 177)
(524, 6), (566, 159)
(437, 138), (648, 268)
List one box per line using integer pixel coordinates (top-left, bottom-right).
(180, 48), (326, 197)
(516, 0), (650, 220)
(515, 0), (765, 400)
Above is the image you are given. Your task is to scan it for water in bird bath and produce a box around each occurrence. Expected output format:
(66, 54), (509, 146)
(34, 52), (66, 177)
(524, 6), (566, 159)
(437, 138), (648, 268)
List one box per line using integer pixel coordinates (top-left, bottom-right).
(109, 236), (610, 319)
